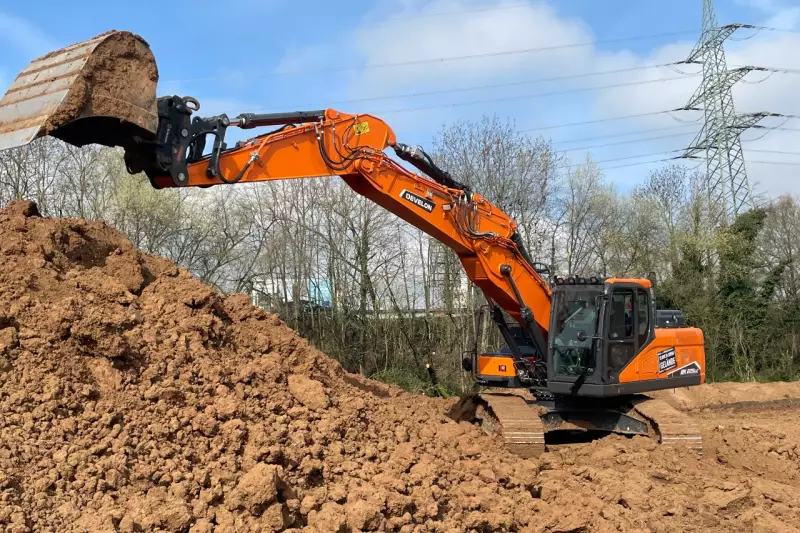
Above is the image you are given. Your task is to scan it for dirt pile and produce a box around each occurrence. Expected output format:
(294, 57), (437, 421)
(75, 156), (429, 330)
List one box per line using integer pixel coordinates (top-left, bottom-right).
(654, 381), (800, 410)
(0, 201), (540, 532)
(1, 200), (799, 533)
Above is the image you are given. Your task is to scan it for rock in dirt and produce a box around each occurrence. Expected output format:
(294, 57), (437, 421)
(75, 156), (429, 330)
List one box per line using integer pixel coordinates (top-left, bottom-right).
(287, 374), (329, 410)
(226, 463), (282, 514)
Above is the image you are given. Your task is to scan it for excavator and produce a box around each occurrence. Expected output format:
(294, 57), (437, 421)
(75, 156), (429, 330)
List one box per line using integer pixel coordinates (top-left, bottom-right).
(0, 31), (705, 457)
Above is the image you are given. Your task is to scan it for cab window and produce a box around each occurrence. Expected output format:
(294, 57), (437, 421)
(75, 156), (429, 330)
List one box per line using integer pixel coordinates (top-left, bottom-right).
(608, 290), (633, 339)
(637, 289), (650, 346)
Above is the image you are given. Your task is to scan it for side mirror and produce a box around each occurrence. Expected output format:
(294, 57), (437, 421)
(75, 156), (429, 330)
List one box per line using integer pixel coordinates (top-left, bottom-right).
(461, 357), (473, 372)
(576, 330), (587, 342)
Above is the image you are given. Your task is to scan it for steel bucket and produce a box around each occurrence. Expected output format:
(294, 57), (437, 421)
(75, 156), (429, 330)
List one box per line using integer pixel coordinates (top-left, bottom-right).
(0, 30), (158, 152)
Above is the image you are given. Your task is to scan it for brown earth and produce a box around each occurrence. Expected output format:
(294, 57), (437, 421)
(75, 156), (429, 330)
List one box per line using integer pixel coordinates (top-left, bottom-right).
(653, 381), (800, 410)
(43, 30), (159, 144)
(0, 200), (798, 532)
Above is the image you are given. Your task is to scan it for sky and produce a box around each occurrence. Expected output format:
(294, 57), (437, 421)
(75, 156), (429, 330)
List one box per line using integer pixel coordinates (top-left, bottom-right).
(1, 0), (799, 197)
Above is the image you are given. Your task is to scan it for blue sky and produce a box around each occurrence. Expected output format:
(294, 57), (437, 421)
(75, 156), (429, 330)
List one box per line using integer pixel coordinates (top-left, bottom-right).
(1, 0), (799, 195)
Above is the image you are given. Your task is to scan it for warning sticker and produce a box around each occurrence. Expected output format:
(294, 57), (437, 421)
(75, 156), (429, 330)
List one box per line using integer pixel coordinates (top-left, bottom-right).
(353, 121), (370, 135)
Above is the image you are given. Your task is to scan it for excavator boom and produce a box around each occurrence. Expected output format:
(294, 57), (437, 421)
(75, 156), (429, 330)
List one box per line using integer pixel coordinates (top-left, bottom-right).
(148, 102), (554, 339)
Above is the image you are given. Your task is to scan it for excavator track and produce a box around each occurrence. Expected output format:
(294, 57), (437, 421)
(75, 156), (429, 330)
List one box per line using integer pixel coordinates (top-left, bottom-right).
(476, 391), (546, 458)
(467, 392), (702, 458)
(632, 397), (703, 455)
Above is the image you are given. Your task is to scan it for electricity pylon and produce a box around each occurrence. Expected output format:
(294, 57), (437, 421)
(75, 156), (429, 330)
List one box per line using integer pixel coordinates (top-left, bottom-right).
(680, 0), (764, 223)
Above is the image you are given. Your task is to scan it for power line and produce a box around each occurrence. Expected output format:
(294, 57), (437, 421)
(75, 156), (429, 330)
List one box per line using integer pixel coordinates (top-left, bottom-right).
(567, 147), (800, 172)
(565, 149), (684, 169)
(555, 125), (698, 145)
(164, 29), (702, 84)
(421, 116), (701, 148)
(553, 120), (800, 156)
(559, 131), (696, 153)
(247, 64), (685, 112)
(754, 25), (800, 35)
(592, 154), (800, 173)
(597, 158), (674, 171)
(518, 109), (699, 133)
(558, 121), (797, 154)
(581, 152), (800, 173)
(748, 148), (800, 157)
(766, 67), (800, 75)
(748, 159), (800, 166)
(373, 75), (699, 115)
(726, 63), (800, 75)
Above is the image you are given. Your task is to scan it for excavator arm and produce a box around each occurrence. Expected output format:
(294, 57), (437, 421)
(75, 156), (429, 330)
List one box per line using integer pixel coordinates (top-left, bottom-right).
(0, 27), (550, 382)
(143, 102), (552, 360)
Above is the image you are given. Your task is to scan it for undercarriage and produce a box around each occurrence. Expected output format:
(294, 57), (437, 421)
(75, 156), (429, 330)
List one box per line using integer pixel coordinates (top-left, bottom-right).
(452, 389), (703, 458)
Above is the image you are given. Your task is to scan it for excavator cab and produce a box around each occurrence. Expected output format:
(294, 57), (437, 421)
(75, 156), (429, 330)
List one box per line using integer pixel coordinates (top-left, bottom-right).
(471, 276), (705, 397)
(546, 276), (705, 395)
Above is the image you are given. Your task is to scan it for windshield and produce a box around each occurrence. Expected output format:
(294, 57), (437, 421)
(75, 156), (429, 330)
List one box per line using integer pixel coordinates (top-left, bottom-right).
(551, 287), (602, 377)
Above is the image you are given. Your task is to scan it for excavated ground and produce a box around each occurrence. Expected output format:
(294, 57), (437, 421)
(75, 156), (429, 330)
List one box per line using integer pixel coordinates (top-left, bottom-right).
(0, 201), (798, 533)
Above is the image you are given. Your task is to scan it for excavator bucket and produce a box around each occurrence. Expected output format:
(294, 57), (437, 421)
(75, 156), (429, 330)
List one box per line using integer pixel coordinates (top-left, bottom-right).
(0, 30), (159, 153)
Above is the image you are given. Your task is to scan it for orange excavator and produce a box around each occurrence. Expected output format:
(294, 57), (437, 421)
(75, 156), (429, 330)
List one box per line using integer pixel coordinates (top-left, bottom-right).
(0, 31), (705, 456)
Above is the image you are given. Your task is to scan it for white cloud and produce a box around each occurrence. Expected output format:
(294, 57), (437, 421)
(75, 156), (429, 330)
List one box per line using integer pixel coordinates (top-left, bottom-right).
(594, 8), (800, 198)
(275, 0), (620, 132)
(276, 0), (800, 198)
(0, 12), (56, 58)
(735, 0), (800, 28)
(350, 0), (595, 92)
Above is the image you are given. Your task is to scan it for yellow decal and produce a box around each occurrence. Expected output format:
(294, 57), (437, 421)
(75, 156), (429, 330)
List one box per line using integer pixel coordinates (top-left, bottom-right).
(353, 121), (370, 135)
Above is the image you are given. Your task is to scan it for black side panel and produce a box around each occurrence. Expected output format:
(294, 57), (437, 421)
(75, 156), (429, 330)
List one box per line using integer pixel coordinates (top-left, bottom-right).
(547, 374), (702, 397)
(656, 310), (686, 328)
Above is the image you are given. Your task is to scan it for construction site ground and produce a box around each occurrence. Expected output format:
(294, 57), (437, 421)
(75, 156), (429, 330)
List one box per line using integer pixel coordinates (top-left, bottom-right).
(0, 200), (798, 533)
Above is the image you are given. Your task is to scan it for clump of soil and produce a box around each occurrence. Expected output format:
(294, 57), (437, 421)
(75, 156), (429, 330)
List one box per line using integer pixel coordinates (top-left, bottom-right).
(1, 200), (800, 533)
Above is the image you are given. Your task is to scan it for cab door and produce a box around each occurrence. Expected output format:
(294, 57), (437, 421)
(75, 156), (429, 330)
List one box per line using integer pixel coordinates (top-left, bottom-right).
(602, 284), (653, 383)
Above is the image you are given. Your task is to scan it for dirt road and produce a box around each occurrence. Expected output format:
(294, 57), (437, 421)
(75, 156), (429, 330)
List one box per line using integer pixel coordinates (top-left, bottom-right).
(534, 396), (800, 532)
(0, 201), (798, 532)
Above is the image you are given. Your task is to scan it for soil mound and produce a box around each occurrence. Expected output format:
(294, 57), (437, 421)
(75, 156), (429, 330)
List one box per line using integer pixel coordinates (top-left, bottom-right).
(0, 201), (539, 532)
(654, 381), (800, 410)
(1, 200), (799, 533)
